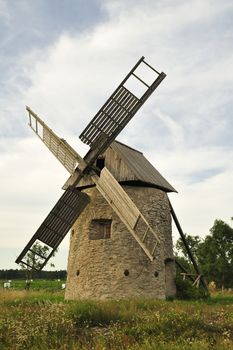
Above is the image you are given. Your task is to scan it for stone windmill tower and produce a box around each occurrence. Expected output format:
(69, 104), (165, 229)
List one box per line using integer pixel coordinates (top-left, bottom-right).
(16, 57), (207, 298)
(65, 141), (177, 299)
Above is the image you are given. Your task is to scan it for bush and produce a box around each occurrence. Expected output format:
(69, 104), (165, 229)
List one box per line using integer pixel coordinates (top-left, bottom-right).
(175, 276), (209, 300)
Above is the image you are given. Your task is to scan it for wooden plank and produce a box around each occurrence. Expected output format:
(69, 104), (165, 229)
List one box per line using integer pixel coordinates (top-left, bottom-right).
(104, 95), (136, 132)
(83, 87), (129, 139)
(86, 86), (126, 131)
(86, 91), (137, 143)
(93, 168), (139, 229)
(42, 129), (77, 174)
(92, 168), (160, 260)
(79, 86), (138, 147)
(15, 188), (90, 270)
(27, 106), (87, 173)
(170, 200), (208, 291)
(90, 87), (128, 130)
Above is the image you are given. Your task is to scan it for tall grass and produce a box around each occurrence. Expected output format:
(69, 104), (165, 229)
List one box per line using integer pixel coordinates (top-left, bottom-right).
(0, 290), (233, 349)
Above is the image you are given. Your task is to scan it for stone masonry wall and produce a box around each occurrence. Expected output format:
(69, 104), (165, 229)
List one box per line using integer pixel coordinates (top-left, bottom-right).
(65, 186), (176, 300)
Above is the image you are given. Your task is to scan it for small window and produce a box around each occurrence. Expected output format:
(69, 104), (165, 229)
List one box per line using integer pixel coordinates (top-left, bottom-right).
(89, 219), (112, 240)
(96, 157), (105, 170)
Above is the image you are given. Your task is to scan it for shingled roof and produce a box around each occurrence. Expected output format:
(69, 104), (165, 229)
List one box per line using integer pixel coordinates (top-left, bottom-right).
(75, 140), (176, 193)
(110, 141), (177, 193)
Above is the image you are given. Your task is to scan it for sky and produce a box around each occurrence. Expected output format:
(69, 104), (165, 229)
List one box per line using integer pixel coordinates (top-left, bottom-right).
(0, 0), (232, 270)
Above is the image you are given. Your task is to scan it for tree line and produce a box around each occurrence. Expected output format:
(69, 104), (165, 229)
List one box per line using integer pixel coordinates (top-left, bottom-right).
(0, 269), (67, 280)
(176, 218), (233, 288)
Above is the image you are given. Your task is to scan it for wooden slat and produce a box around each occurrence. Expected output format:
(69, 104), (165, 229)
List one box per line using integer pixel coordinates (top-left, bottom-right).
(84, 86), (130, 140)
(79, 86), (138, 147)
(86, 86), (127, 135)
(80, 58), (166, 168)
(92, 168), (160, 260)
(26, 106), (87, 173)
(84, 95), (138, 151)
(86, 87), (128, 140)
(93, 168), (139, 228)
(15, 188), (90, 270)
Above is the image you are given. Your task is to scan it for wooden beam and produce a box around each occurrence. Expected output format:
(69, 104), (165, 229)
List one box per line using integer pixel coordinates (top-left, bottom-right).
(170, 200), (208, 291)
(26, 106), (87, 173)
(92, 167), (160, 260)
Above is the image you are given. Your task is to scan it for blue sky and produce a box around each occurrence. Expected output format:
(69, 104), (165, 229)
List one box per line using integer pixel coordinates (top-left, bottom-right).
(0, 0), (233, 270)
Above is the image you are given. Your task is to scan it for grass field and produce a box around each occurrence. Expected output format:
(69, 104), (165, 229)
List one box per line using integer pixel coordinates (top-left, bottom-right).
(0, 278), (65, 291)
(0, 281), (233, 349)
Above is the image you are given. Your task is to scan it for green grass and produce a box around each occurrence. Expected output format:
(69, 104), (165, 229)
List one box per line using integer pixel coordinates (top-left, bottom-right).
(0, 289), (233, 349)
(0, 278), (65, 291)
(206, 294), (233, 305)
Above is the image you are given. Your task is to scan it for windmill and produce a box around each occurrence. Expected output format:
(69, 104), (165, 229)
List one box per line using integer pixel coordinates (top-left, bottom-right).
(16, 56), (207, 299)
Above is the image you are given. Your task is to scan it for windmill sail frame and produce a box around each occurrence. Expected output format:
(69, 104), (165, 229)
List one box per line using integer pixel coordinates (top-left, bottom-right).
(16, 56), (167, 271)
(16, 188), (90, 270)
(80, 56), (166, 167)
(27, 106), (86, 173)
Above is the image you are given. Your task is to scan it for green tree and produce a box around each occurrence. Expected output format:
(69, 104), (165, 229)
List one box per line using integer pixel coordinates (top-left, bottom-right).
(176, 234), (202, 262)
(175, 219), (233, 288)
(20, 242), (57, 280)
(198, 219), (233, 288)
(175, 234), (203, 281)
(176, 220), (233, 288)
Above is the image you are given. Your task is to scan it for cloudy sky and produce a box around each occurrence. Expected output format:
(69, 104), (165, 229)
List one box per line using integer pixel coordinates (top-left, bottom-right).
(0, 0), (232, 270)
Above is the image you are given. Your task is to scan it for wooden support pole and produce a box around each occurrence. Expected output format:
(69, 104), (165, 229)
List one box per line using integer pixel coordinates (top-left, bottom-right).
(175, 258), (196, 283)
(170, 200), (208, 291)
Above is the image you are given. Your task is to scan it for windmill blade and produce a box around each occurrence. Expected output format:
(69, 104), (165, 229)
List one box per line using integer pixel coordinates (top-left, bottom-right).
(17, 57), (166, 270)
(63, 57), (166, 190)
(15, 188), (90, 271)
(91, 167), (160, 261)
(80, 56), (166, 166)
(26, 106), (87, 174)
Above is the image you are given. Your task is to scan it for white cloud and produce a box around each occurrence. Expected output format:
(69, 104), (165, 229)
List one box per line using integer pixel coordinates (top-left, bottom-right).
(0, 0), (11, 22)
(0, 0), (233, 268)
(147, 145), (233, 238)
(156, 110), (184, 149)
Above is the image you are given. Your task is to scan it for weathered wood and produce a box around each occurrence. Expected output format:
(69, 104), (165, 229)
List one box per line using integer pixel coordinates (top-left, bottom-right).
(80, 57), (166, 167)
(15, 188), (90, 270)
(63, 140), (176, 191)
(20, 57), (167, 272)
(26, 107), (163, 262)
(92, 167), (160, 260)
(180, 272), (201, 287)
(26, 106), (87, 173)
(175, 259), (196, 283)
(92, 168), (139, 228)
(170, 200), (208, 291)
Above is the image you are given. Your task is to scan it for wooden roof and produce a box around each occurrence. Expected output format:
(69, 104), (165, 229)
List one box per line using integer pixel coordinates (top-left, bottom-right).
(77, 141), (177, 193)
(110, 141), (177, 192)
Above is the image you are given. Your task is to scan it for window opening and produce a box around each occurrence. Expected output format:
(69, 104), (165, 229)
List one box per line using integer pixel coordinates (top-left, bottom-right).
(89, 219), (112, 240)
(96, 157), (105, 170)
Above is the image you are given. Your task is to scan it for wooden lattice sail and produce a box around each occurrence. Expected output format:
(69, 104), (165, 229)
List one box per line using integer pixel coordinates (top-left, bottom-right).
(16, 57), (166, 270)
